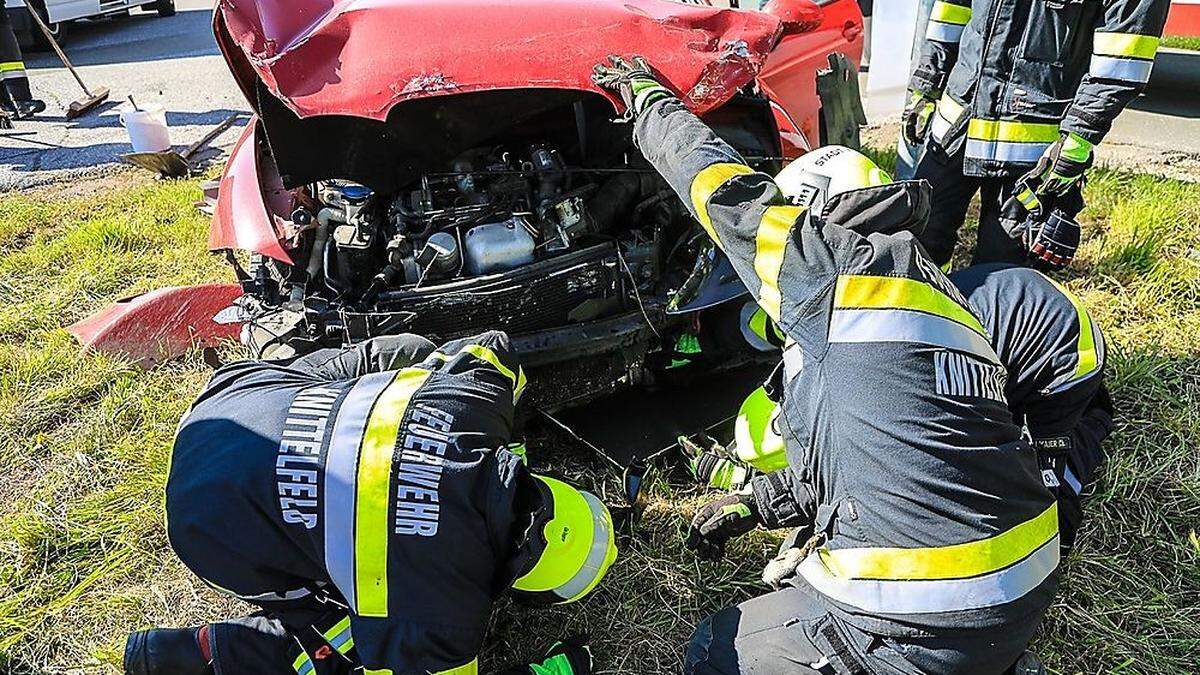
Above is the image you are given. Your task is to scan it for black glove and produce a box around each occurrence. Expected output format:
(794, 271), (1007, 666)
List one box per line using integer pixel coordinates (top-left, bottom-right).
(591, 55), (675, 118)
(901, 89), (937, 146)
(686, 489), (761, 560)
(1023, 208), (1081, 271)
(526, 637), (593, 675)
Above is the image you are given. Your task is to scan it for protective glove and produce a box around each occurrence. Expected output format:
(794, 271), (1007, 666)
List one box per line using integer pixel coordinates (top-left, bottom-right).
(686, 488), (761, 561)
(1015, 132), (1094, 205)
(679, 435), (752, 491)
(761, 545), (805, 590)
(901, 89), (937, 146)
(527, 637), (593, 675)
(591, 55), (675, 118)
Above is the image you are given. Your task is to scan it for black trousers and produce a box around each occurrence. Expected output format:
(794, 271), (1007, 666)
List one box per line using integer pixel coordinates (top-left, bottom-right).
(0, 0), (34, 102)
(913, 146), (1029, 268)
(685, 584), (1036, 675)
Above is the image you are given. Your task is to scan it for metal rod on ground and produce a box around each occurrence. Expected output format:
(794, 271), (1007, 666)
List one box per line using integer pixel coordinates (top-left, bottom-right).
(23, 4), (110, 119)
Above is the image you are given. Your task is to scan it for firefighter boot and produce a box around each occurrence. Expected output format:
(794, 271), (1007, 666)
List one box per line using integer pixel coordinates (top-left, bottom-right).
(124, 626), (212, 675)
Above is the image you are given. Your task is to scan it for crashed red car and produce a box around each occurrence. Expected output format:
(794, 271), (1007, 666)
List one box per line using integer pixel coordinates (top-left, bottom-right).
(74, 0), (863, 411)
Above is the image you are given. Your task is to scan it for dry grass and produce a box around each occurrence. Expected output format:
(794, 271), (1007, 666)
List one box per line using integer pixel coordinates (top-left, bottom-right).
(1, 161), (1198, 673)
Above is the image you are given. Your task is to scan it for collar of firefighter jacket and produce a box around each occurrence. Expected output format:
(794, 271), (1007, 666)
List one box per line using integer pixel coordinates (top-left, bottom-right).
(819, 180), (932, 238)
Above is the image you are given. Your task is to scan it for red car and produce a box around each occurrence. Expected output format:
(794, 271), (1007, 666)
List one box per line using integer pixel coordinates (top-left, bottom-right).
(75, 0), (863, 410)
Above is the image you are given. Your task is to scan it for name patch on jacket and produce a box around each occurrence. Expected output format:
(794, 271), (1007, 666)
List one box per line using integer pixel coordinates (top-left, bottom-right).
(277, 386), (340, 529)
(393, 403), (457, 537)
(934, 350), (1007, 402)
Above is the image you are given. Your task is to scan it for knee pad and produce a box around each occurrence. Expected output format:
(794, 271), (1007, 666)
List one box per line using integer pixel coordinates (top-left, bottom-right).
(124, 627), (212, 675)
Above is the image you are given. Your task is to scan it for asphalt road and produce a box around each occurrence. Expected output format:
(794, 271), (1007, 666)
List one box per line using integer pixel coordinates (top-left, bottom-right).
(0, 0), (247, 190)
(0, 3), (1197, 190)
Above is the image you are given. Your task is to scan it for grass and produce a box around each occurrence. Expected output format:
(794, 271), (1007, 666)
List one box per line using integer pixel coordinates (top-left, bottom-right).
(1161, 35), (1200, 52)
(0, 164), (1198, 673)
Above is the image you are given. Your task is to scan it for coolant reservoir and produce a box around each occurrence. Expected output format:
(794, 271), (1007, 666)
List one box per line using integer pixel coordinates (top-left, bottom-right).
(462, 217), (536, 276)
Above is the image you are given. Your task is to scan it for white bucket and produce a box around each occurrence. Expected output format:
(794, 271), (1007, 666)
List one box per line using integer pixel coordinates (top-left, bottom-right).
(120, 108), (171, 153)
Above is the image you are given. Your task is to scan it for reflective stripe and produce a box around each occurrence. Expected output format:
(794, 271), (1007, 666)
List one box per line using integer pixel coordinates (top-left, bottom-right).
(633, 84), (671, 112)
(965, 138), (1051, 164)
(322, 615), (354, 655)
(1041, 274), (1101, 393)
(219, 585), (312, 602)
(925, 21), (966, 42)
(833, 275), (985, 335)
(1090, 54), (1154, 83)
(753, 205), (806, 322)
(967, 119), (1060, 144)
(1015, 186), (1042, 212)
(799, 533), (1059, 614)
(0, 61), (24, 71)
(293, 651), (315, 675)
(1093, 32), (1160, 59)
(434, 658), (480, 675)
(0, 69), (26, 81)
(821, 504), (1058, 580)
(690, 163), (755, 246)
(930, 1), (971, 24)
(829, 308), (1000, 364)
(1063, 466), (1083, 495)
(555, 491), (616, 601)
(325, 372), (398, 612)
(355, 368), (432, 617)
(431, 344), (526, 401)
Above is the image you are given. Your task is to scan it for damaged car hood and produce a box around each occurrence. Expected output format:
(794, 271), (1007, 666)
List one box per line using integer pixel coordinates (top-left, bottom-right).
(213, 0), (783, 119)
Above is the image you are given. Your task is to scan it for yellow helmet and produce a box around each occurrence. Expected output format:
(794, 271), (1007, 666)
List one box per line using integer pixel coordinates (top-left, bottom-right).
(511, 475), (618, 606)
(733, 387), (788, 473)
(775, 145), (892, 210)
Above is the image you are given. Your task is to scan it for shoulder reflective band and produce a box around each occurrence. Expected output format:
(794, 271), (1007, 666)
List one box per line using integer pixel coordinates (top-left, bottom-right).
(293, 651), (316, 675)
(799, 504), (1059, 614)
(690, 162), (756, 247)
(324, 368), (433, 617)
(433, 658), (480, 675)
(1091, 32), (1159, 83)
(430, 343), (526, 402)
(1040, 274), (1102, 393)
(754, 205), (807, 322)
(965, 119), (1059, 164)
(926, 1), (971, 42)
(322, 615), (355, 656)
(834, 275), (985, 334)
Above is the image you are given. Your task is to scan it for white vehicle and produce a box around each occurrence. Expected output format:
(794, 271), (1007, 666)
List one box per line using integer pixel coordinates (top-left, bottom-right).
(6, 0), (175, 48)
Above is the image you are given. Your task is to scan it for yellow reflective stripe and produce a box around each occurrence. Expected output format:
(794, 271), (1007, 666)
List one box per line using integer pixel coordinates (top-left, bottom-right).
(930, 1), (971, 25)
(365, 670), (392, 675)
(322, 615), (354, 654)
(1093, 32), (1160, 59)
(0, 61), (25, 72)
(821, 503), (1058, 580)
(432, 345), (526, 400)
(753, 205), (805, 322)
(833, 275), (984, 335)
(1042, 275), (1098, 381)
(293, 652), (315, 675)
(355, 368), (433, 617)
(433, 658), (479, 675)
(690, 163), (755, 247)
(967, 119), (1060, 144)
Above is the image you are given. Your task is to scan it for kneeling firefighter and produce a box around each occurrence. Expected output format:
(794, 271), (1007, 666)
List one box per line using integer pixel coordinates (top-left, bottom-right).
(125, 331), (616, 675)
(691, 262), (1115, 558)
(594, 57), (1062, 674)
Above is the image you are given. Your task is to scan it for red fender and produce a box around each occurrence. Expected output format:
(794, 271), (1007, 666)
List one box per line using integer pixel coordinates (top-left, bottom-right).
(67, 284), (245, 367)
(209, 119), (294, 264)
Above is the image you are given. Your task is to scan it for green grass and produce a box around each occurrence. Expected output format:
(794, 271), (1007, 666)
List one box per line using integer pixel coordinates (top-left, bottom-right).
(1161, 35), (1200, 52)
(1, 166), (1198, 673)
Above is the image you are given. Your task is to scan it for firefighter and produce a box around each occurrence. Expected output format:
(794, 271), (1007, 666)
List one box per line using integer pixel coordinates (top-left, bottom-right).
(594, 56), (1062, 674)
(124, 332), (616, 675)
(0, 0), (46, 118)
(690, 263), (1114, 558)
(903, 0), (1170, 270)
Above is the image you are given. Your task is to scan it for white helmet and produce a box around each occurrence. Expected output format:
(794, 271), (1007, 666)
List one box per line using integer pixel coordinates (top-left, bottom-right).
(775, 145), (892, 210)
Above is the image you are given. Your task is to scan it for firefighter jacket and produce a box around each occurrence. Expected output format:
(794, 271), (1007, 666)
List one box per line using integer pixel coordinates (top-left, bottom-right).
(166, 332), (532, 675)
(635, 98), (1060, 639)
(913, 0), (1170, 177)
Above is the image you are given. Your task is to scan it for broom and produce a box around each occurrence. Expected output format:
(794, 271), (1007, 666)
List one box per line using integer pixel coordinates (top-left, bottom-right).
(23, 5), (109, 119)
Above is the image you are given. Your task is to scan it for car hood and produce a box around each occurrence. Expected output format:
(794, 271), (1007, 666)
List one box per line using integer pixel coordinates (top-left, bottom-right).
(212, 0), (783, 120)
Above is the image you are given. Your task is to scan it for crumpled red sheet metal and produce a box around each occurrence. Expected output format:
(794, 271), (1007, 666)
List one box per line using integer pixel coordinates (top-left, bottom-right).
(214, 0), (783, 119)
